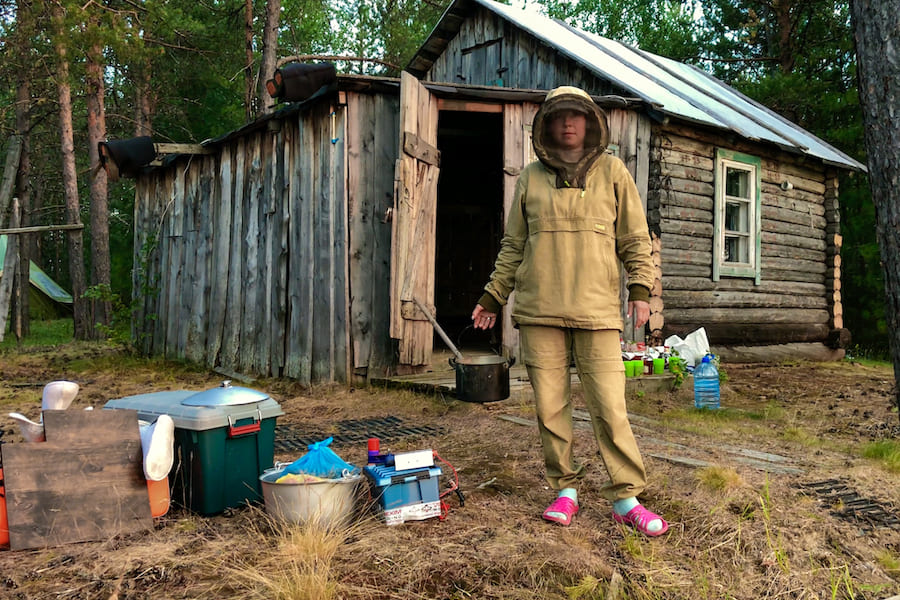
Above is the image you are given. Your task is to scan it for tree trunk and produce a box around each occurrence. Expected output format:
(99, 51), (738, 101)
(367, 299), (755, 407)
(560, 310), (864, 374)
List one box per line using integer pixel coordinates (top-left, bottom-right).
(257, 0), (282, 115)
(245, 0), (255, 120)
(53, 3), (89, 340)
(13, 0), (34, 336)
(850, 0), (900, 422)
(87, 23), (112, 335)
(135, 53), (156, 137)
(773, 0), (795, 74)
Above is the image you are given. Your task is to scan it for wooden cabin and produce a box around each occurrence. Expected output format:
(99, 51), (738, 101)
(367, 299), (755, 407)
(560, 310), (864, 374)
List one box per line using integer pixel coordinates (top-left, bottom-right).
(132, 0), (865, 384)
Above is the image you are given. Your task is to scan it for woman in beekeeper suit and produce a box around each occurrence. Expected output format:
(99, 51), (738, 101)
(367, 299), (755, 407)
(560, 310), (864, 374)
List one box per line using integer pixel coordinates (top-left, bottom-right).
(471, 85), (668, 536)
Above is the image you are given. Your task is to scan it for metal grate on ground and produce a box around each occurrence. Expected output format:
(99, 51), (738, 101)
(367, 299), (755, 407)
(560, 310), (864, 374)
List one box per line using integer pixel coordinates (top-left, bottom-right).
(274, 416), (448, 453)
(796, 479), (900, 531)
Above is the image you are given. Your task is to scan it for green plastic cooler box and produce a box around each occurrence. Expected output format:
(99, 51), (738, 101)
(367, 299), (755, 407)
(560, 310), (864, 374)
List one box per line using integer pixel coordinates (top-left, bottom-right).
(104, 382), (283, 515)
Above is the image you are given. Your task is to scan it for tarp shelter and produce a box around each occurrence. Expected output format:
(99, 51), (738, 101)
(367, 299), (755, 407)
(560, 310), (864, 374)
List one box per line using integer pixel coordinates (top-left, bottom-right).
(0, 235), (73, 319)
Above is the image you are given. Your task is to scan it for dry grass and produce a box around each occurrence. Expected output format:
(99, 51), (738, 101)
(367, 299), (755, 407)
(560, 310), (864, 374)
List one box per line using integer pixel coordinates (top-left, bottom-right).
(1, 344), (900, 599)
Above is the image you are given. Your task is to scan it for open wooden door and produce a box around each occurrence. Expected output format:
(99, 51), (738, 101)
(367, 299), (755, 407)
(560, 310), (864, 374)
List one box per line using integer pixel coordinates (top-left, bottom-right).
(390, 72), (441, 368)
(500, 101), (540, 361)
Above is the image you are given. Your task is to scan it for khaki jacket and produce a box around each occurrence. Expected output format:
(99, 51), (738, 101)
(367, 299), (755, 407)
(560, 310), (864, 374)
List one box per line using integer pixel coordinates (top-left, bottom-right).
(480, 87), (654, 331)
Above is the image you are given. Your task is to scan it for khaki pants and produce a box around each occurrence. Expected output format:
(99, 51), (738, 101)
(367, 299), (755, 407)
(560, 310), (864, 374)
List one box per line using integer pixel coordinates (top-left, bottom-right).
(519, 325), (647, 501)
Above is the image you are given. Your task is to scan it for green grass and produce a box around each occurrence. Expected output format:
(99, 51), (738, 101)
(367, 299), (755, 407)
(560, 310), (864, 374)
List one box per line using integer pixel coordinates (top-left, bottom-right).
(1, 318), (74, 349)
(861, 439), (900, 472)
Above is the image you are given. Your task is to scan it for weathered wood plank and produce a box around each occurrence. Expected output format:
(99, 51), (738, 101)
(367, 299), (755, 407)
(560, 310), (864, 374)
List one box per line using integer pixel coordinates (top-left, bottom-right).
(665, 307), (830, 324)
(762, 256), (826, 275)
(760, 242), (824, 262)
(663, 322), (830, 345)
(222, 137), (246, 371)
(286, 115), (314, 384)
(185, 161), (211, 363)
(367, 93), (401, 377)
(762, 204), (826, 229)
(652, 162), (714, 183)
(270, 123), (289, 375)
(660, 247), (711, 266)
(240, 135), (262, 375)
(312, 107), (334, 381)
(761, 218), (825, 240)
(662, 262), (711, 277)
(207, 146), (233, 369)
(258, 133), (275, 376)
(154, 174), (174, 354)
(650, 189), (713, 212)
(348, 92), (372, 371)
(654, 147), (714, 171)
(3, 410), (150, 551)
(662, 205), (712, 223)
(759, 268), (825, 284)
(660, 219), (714, 237)
(663, 290), (827, 310)
(761, 184), (826, 210)
(662, 275), (825, 296)
(333, 104), (350, 383)
(175, 164), (197, 359)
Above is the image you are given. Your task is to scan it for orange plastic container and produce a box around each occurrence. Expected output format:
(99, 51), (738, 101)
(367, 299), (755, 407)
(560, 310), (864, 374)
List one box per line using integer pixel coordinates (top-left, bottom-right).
(1, 466), (9, 548)
(147, 477), (171, 518)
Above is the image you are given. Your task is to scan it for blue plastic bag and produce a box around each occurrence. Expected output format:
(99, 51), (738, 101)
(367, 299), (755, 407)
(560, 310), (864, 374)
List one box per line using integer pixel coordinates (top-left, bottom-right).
(281, 437), (357, 478)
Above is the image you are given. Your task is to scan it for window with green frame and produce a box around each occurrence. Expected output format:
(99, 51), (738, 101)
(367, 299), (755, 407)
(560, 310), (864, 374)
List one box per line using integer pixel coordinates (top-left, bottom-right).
(713, 149), (761, 284)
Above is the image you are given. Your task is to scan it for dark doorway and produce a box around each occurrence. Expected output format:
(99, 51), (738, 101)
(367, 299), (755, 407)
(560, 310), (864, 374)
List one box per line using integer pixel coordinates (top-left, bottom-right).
(434, 110), (504, 354)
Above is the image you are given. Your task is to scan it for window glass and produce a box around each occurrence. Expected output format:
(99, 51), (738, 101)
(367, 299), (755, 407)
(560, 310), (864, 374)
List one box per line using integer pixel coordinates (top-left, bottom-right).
(724, 200), (747, 233)
(725, 167), (749, 198)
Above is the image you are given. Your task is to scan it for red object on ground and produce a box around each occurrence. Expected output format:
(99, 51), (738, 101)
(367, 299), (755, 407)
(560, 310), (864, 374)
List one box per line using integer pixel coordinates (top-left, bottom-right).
(0, 466), (9, 548)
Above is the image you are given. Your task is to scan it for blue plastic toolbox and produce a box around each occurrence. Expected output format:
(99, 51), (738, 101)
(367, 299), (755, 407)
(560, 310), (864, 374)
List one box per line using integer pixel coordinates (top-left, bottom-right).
(363, 464), (442, 525)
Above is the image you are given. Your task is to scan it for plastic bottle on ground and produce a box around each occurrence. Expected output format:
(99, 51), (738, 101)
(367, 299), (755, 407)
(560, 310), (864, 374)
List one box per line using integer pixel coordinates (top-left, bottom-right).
(693, 354), (720, 410)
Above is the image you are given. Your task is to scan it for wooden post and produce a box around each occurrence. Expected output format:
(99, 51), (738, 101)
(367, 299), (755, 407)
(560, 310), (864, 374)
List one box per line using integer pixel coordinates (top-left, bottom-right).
(0, 198), (21, 342)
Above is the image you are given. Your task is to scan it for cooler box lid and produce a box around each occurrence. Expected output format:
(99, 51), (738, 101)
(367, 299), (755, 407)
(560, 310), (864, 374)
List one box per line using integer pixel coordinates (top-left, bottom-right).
(103, 386), (283, 431)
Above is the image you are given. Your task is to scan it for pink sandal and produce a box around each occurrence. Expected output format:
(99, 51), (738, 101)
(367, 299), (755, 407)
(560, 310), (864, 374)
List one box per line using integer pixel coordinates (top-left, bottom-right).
(542, 496), (579, 526)
(612, 505), (669, 536)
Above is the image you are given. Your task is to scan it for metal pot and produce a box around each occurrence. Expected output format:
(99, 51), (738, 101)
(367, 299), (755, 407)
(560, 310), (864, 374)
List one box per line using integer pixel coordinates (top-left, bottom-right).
(449, 354), (516, 403)
(411, 296), (516, 403)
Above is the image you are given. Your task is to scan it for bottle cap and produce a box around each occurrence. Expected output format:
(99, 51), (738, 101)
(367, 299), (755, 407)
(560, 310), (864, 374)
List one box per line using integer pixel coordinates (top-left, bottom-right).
(367, 438), (380, 452)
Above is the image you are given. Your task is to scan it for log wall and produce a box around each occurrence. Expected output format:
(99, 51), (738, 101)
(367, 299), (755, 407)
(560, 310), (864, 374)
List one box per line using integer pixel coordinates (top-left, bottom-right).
(133, 93), (399, 384)
(651, 123), (839, 347)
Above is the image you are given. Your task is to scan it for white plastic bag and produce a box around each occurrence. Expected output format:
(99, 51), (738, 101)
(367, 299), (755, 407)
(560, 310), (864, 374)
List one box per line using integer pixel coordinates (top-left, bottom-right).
(664, 327), (710, 367)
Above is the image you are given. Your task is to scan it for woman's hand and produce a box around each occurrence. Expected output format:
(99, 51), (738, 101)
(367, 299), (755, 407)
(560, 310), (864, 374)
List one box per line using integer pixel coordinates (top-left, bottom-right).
(627, 300), (650, 328)
(472, 304), (498, 329)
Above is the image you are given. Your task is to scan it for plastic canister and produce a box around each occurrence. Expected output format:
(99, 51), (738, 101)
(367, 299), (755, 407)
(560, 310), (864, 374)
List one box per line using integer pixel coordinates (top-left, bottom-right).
(693, 355), (720, 410)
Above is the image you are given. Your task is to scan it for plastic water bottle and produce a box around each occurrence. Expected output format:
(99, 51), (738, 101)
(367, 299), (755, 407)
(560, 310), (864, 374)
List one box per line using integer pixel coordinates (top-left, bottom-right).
(693, 354), (720, 410)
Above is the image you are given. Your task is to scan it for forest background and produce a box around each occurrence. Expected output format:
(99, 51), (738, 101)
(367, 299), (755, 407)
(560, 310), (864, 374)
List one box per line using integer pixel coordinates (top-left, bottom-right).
(0, 0), (883, 353)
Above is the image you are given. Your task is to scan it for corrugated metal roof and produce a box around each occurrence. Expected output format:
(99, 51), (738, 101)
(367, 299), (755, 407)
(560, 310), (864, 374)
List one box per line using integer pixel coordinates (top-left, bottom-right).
(410, 0), (865, 172)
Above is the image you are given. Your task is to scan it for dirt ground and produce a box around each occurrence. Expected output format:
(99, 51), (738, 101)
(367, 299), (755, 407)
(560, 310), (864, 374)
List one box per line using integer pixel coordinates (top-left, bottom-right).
(1, 343), (899, 599)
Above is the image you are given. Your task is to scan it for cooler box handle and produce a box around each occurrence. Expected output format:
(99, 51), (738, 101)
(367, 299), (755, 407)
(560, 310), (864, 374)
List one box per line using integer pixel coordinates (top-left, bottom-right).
(227, 409), (262, 438)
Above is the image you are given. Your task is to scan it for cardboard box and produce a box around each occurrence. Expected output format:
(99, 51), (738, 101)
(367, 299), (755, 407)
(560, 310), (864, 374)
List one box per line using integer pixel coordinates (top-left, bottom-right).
(104, 387), (283, 515)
